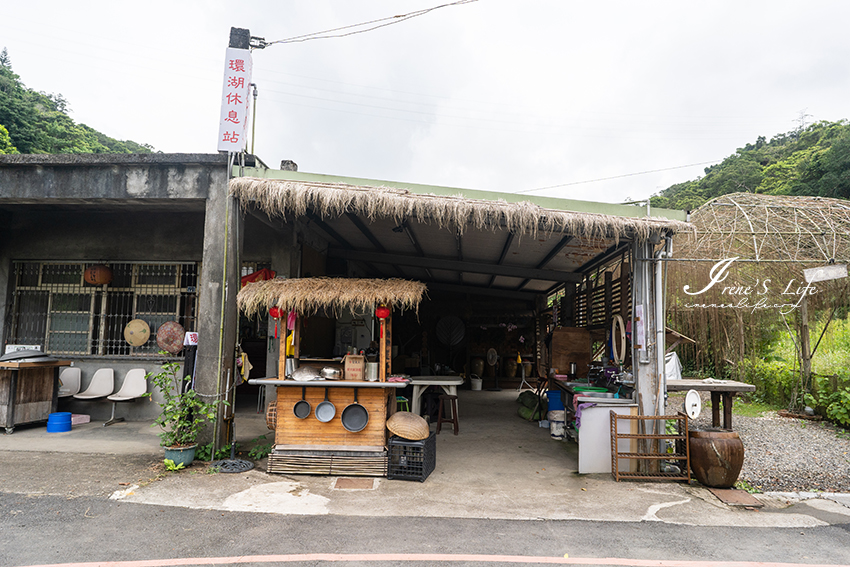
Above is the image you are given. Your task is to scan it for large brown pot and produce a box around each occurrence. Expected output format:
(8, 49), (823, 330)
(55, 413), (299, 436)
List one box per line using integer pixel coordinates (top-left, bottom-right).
(688, 430), (744, 488)
(471, 357), (485, 377)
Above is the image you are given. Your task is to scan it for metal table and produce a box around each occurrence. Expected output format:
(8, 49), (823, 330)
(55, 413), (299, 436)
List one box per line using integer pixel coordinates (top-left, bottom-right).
(667, 379), (755, 430)
(408, 376), (464, 416)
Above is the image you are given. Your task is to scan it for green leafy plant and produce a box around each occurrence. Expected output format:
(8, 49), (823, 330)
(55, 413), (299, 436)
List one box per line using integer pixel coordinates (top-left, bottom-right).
(145, 353), (227, 449)
(247, 434), (273, 460)
(163, 458), (185, 472)
(735, 479), (761, 494)
(195, 441), (238, 462)
(825, 387), (850, 427)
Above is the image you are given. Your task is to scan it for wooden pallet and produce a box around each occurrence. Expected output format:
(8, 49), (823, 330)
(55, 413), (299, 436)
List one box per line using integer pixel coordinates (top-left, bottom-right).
(268, 448), (388, 477)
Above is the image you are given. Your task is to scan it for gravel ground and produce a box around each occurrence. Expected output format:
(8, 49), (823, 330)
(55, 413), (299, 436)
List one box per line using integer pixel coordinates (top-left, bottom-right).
(689, 406), (850, 493)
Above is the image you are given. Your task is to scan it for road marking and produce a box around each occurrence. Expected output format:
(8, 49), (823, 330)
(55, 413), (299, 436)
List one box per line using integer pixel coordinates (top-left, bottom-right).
(641, 498), (691, 521)
(15, 554), (848, 567)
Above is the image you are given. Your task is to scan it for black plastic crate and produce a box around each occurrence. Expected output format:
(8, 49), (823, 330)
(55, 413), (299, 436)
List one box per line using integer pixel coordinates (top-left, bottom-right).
(387, 432), (436, 482)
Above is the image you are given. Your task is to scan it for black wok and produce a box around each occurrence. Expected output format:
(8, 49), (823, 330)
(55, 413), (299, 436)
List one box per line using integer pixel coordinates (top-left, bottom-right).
(293, 387), (311, 419)
(341, 388), (369, 432)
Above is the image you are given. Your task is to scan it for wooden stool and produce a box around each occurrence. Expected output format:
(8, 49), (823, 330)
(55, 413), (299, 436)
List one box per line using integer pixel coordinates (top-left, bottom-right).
(396, 396), (410, 412)
(436, 394), (459, 435)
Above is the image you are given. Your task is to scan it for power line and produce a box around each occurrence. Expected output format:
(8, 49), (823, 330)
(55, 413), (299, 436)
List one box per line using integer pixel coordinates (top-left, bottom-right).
(517, 161), (723, 194)
(267, 1), (478, 45)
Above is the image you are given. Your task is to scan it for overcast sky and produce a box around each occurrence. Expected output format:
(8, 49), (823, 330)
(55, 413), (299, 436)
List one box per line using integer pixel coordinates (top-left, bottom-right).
(2, 1), (848, 205)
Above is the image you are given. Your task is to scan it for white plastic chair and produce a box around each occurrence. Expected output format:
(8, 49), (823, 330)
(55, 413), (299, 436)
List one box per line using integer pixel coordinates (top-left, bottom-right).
(104, 368), (147, 427)
(73, 368), (114, 400)
(58, 367), (81, 397)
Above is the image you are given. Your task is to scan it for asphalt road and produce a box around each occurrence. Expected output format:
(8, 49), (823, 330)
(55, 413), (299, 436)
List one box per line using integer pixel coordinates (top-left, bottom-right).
(2, 492), (849, 567)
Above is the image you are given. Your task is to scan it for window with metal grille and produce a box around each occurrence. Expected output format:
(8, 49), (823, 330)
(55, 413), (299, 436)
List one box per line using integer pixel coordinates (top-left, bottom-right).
(8, 262), (200, 357)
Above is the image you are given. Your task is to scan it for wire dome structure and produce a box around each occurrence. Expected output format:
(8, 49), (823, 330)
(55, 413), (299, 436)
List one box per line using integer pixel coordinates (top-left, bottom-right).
(678, 192), (850, 263)
(668, 192), (850, 394)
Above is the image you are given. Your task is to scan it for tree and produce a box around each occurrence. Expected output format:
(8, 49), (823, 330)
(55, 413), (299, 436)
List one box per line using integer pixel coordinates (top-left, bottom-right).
(0, 48), (154, 155)
(0, 123), (17, 154)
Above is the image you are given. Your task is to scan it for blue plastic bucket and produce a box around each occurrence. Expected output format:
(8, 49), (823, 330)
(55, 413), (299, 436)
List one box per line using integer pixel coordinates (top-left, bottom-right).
(547, 390), (564, 411)
(46, 412), (72, 433)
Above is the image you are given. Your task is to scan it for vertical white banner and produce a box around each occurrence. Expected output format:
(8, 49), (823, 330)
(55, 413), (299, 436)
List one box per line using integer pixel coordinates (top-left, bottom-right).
(217, 47), (253, 152)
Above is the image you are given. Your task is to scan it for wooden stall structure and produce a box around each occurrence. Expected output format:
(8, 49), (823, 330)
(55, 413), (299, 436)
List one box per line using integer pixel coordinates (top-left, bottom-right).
(1, 359), (70, 434)
(241, 277), (426, 476)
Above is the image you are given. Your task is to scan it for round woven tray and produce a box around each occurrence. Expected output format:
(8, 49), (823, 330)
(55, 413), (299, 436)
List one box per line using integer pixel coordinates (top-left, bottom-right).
(386, 411), (429, 441)
(266, 401), (277, 430)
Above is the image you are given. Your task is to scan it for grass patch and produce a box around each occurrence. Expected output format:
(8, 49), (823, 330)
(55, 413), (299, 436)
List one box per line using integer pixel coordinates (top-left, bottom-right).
(731, 399), (779, 417)
(735, 479), (762, 494)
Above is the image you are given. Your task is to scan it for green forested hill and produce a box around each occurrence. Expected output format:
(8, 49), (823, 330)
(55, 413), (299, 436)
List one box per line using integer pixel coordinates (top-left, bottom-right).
(0, 49), (153, 155)
(650, 120), (850, 211)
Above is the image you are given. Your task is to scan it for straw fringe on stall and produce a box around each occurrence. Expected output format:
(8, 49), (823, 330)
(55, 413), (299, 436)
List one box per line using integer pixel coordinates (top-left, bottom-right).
(229, 177), (689, 243)
(238, 277), (427, 318)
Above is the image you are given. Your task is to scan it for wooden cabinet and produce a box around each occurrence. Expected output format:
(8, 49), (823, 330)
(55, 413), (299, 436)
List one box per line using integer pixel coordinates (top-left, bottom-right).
(1, 361), (69, 434)
(550, 327), (591, 379)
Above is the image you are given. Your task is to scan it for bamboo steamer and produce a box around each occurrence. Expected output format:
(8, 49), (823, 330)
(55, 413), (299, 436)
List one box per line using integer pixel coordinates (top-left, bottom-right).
(386, 411), (429, 441)
(688, 430), (744, 488)
(266, 401), (277, 430)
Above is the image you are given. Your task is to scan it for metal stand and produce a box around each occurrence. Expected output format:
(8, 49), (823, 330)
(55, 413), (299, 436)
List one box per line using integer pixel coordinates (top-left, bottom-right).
(209, 410), (254, 474)
(517, 365), (533, 391)
(103, 402), (124, 427)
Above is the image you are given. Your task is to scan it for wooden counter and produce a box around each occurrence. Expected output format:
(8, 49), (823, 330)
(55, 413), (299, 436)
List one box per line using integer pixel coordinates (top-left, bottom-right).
(1, 360), (71, 434)
(249, 378), (408, 476)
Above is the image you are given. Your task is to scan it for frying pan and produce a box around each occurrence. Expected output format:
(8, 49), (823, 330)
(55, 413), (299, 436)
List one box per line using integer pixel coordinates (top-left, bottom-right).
(341, 388), (369, 433)
(315, 387), (336, 423)
(293, 387), (311, 419)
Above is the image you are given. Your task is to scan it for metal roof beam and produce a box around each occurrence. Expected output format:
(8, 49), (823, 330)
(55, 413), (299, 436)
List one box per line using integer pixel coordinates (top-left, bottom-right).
(488, 231), (515, 287)
(345, 213), (406, 278)
(327, 248), (581, 283)
(515, 235), (574, 291)
(428, 282), (538, 301)
(307, 212), (385, 277)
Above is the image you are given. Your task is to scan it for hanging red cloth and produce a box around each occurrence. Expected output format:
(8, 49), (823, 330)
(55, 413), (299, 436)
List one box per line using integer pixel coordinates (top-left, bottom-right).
(240, 268), (277, 287)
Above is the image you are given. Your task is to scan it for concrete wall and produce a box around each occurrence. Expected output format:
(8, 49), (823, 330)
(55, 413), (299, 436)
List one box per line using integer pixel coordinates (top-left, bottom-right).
(59, 359), (182, 421)
(0, 154), (230, 425)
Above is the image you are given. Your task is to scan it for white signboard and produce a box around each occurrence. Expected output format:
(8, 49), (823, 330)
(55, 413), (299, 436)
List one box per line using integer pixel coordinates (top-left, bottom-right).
(803, 264), (848, 283)
(4, 344), (42, 354)
(183, 332), (199, 346)
(217, 47), (253, 152)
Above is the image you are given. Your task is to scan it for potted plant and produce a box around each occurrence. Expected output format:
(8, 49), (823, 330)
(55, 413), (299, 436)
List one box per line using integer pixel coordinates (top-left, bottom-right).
(145, 353), (225, 467)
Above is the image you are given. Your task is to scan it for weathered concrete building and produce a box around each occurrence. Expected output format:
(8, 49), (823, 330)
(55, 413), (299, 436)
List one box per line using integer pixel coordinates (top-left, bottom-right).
(1, 152), (689, 453)
(0, 154), (244, 444)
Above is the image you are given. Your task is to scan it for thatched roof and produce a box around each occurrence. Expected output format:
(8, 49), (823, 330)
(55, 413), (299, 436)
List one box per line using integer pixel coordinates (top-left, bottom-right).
(680, 192), (850, 262)
(237, 277), (427, 318)
(229, 177), (689, 243)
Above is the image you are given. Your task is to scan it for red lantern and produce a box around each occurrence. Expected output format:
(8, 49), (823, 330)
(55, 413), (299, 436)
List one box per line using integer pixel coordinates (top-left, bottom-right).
(268, 306), (282, 338)
(84, 264), (113, 286)
(376, 305), (390, 339)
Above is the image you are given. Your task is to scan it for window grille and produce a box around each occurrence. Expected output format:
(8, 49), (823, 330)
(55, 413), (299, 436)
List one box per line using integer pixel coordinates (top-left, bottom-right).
(8, 262), (200, 357)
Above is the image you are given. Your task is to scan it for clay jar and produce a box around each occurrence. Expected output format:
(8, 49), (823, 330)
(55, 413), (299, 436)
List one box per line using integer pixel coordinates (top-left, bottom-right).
(504, 358), (517, 378)
(471, 357), (484, 377)
(688, 429), (745, 488)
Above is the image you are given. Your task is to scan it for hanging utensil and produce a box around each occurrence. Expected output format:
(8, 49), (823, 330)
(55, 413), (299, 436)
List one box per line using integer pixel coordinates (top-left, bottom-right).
(341, 388), (369, 433)
(315, 387), (336, 423)
(293, 387), (311, 419)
